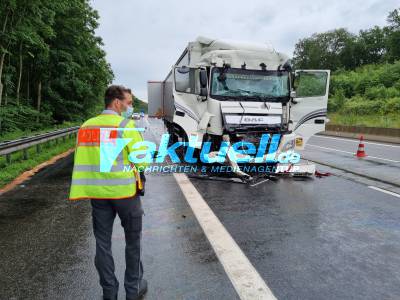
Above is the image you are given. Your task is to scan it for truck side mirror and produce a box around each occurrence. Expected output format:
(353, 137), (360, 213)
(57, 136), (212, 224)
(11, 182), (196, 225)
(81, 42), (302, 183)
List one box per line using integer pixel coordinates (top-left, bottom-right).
(199, 69), (208, 88)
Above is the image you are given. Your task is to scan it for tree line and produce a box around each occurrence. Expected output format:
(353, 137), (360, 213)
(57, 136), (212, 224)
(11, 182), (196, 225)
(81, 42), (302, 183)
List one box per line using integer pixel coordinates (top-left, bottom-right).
(0, 0), (113, 134)
(292, 7), (400, 125)
(293, 8), (400, 71)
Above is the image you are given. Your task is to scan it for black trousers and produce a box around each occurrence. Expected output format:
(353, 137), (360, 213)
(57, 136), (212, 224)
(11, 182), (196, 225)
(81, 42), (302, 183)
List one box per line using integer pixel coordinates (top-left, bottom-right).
(90, 195), (144, 299)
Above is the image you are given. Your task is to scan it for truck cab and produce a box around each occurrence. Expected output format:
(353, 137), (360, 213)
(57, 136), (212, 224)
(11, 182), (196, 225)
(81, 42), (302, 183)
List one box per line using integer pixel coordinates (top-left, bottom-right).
(148, 37), (330, 166)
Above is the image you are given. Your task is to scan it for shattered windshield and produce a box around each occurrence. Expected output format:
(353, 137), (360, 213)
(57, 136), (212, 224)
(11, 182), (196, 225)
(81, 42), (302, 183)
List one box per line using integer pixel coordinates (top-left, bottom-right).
(210, 68), (289, 100)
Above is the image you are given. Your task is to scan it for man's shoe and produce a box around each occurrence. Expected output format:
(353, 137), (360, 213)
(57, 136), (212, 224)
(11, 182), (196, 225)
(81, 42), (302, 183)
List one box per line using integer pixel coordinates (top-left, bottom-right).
(103, 295), (117, 300)
(138, 279), (148, 298)
(126, 279), (148, 300)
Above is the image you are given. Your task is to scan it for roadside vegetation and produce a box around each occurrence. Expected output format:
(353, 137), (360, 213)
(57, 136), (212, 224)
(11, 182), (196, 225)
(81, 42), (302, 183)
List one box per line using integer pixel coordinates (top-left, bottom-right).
(0, 135), (76, 187)
(293, 8), (400, 128)
(0, 121), (80, 142)
(328, 61), (400, 128)
(0, 0), (113, 187)
(134, 99), (148, 114)
(328, 112), (400, 128)
(0, 0), (114, 139)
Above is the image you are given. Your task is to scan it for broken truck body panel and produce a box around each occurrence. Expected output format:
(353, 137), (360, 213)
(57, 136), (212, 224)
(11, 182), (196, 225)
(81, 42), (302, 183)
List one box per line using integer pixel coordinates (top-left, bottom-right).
(147, 36), (330, 179)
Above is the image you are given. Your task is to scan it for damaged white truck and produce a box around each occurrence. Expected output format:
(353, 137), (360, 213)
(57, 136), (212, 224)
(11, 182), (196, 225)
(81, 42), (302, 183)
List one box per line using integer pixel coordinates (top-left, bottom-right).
(147, 36), (330, 182)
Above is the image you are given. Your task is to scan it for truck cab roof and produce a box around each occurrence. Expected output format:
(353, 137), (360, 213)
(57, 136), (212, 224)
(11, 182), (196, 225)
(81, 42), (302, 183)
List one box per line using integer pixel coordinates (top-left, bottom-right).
(178, 36), (290, 70)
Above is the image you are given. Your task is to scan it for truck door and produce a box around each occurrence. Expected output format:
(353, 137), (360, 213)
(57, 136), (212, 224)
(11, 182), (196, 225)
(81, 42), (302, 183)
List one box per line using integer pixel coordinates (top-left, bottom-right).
(173, 66), (208, 129)
(167, 66), (210, 147)
(290, 70), (330, 148)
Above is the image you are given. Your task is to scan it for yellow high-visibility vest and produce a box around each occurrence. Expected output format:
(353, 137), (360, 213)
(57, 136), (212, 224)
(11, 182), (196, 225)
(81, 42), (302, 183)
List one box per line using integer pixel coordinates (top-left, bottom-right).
(69, 110), (148, 200)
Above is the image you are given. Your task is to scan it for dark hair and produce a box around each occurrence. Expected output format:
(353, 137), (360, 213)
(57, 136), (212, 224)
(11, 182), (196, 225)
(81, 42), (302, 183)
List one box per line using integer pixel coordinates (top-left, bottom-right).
(104, 85), (126, 108)
(124, 88), (132, 95)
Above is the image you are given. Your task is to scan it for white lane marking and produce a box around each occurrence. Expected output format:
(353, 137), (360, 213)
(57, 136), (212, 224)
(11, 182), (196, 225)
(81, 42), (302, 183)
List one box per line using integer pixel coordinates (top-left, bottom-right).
(307, 144), (400, 163)
(368, 186), (400, 198)
(144, 117), (150, 128)
(173, 173), (277, 300)
(250, 179), (270, 187)
(313, 135), (400, 148)
(307, 144), (353, 154)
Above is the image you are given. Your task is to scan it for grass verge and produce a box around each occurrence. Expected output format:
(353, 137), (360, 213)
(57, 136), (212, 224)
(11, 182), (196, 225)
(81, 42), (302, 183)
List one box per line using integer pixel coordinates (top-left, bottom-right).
(0, 135), (76, 188)
(328, 113), (400, 128)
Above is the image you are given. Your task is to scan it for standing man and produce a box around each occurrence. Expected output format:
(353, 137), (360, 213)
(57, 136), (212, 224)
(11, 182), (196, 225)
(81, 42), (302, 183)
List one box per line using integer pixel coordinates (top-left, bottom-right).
(69, 85), (148, 300)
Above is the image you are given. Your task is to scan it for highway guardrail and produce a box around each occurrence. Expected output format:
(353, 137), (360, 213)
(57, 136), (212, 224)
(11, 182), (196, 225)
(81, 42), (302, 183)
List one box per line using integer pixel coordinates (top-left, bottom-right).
(0, 126), (80, 164)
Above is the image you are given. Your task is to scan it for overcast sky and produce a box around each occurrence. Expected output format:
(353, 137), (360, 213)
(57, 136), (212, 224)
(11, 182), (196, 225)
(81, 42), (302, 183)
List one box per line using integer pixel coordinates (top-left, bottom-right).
(91, 0), (398, 100)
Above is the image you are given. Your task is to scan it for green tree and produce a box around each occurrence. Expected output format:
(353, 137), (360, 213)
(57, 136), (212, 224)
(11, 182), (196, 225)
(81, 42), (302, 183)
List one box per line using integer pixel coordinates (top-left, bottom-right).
(293, 7), (400, 70)
(356, 26), (386, 65)
(0, 0), (113, 134)
(293, 28), (357, 70)
(385, 8), (400, 62)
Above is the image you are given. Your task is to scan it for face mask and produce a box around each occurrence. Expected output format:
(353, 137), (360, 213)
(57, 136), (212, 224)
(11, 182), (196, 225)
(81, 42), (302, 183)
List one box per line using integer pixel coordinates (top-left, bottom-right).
(121, 104), (134, 118)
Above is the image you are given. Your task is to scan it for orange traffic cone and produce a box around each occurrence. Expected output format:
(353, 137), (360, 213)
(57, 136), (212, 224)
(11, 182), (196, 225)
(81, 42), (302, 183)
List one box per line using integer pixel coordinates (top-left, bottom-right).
(355, 135), (367, 158)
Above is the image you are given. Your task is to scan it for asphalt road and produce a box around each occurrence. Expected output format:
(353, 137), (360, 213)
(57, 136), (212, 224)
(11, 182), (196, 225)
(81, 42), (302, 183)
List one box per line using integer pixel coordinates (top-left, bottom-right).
(301, 135), (400, 187)
(309, 135), (400, 163)
(1, 118), (400, 300)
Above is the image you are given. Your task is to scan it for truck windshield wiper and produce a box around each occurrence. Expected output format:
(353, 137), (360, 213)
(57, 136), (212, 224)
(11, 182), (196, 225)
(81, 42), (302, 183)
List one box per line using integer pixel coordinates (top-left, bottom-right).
(235, 88), (253, 95)
(243, 95), (267, 101)
(245, 95), (287, 102)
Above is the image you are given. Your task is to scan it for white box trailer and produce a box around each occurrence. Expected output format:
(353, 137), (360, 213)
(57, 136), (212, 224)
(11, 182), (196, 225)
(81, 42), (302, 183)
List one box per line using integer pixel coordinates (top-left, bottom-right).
(147, 81), (163, 117)
(147, 36), (330, 180)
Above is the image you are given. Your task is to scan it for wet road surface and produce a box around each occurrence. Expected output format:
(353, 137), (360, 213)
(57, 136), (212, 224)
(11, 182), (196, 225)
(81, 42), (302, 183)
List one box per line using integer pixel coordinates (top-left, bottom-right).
(0, 154), (238, 300)
(1, 117), (400, 299)
(309, 135), (400, 162)
(301, 135), (400, 187)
